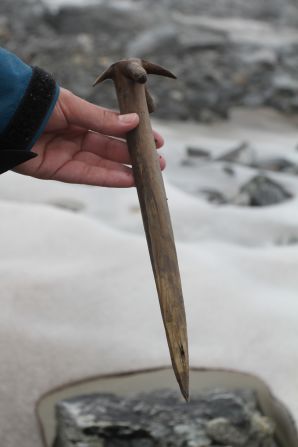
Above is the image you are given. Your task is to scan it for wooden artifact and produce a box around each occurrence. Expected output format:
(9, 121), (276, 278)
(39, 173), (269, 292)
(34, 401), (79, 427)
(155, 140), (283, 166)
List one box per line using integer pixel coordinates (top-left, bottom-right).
(94, 59), (189, 401)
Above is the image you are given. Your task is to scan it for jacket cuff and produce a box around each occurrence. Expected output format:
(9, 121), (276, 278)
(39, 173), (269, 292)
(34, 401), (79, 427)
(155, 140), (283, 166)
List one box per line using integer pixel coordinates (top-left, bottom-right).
(0, 66), (59, 173)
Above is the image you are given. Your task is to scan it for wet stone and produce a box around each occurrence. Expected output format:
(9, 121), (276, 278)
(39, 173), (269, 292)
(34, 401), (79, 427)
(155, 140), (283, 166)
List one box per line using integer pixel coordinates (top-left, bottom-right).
(252, 158), (297, 173)
(186, 146), (211, 159)
(126, 24), (178, 57)
(233, 175), (292, 207)
(216, 142), (256, 166)
(200, 189), (228, 204)
(54, 389), (279, 447)
(207, 417), (249, 445)
(223, 165), (236, 176)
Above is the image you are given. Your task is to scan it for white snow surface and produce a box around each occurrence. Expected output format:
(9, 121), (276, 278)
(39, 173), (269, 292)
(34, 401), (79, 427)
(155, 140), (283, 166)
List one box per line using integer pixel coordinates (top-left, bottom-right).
(0, 108), (298, 446)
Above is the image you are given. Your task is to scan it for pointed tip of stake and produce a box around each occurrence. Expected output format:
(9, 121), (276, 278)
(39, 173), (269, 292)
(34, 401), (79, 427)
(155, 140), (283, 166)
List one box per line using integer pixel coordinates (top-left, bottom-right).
(182, 388), (190, 403)
(178, 370), (189, 402)
(171, 335), (189, 402)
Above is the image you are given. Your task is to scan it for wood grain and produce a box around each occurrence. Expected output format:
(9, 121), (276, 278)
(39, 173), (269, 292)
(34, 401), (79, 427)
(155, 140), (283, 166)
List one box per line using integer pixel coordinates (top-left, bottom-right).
(94, 59), (189, 400)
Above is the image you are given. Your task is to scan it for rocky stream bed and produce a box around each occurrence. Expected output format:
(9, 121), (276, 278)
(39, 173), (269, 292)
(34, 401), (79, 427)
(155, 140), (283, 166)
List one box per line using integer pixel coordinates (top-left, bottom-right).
(1, 0), (298, 122)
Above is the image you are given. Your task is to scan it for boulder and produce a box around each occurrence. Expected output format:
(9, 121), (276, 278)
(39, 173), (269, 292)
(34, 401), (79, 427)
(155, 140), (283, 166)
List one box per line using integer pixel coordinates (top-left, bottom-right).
(54, 389), (277, 447)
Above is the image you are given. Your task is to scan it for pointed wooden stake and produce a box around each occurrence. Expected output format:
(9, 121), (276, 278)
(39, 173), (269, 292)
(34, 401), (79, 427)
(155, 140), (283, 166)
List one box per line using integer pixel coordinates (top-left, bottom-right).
(94, 58), (189, 401)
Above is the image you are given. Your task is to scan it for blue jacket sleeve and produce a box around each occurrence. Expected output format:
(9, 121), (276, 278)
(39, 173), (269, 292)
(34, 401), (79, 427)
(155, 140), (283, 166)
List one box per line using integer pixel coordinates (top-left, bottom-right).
(0, 48), (60, 174)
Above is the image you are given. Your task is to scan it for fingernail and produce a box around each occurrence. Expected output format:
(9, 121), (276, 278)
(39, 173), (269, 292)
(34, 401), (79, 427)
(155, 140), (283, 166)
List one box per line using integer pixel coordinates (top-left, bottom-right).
(119, 113), (138, 123)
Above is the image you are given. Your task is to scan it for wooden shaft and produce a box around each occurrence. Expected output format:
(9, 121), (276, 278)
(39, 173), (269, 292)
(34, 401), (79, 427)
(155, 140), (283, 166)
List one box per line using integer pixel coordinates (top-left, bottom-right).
(113, 69), (189, 400)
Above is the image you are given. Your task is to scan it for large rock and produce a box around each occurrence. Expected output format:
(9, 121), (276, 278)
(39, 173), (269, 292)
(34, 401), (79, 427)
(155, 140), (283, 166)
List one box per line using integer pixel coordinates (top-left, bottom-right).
(233, 175), (293, 207)
(54, 389), (277, 447)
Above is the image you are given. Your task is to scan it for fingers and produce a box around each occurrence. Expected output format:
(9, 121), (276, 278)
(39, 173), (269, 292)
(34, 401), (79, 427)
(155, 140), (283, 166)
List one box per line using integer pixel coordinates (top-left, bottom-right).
(53, 155), (135, 188)
(51, 147), (166, 188)
(59, 88), (139, 137)
(153, 130), (164, 149)
(82, 131), (165, 168)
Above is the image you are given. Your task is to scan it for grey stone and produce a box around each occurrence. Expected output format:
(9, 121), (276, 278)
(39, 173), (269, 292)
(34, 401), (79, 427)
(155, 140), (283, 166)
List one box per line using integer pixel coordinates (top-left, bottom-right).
(272, 74), (298, 93)
(275, 234), (298, 246)
(216, 142), (256, 166)
(240, 49), (277, 68)
(167, 0), (298, 25)
(223, 165), (236, 176)
(54, 388), (278, 447)
(180, 158), (197, 167)
(200, 189), (228, 204)
(251, 413), (275, 440)
(206, 417), (249, 445)
(252, 158), (296, 173)
(177, 27), (228, 51)
(126, 24), (178, 57)
(3, 0), (298, 122)
(233, 175), (292, 207)
(186, 147), (211, 159)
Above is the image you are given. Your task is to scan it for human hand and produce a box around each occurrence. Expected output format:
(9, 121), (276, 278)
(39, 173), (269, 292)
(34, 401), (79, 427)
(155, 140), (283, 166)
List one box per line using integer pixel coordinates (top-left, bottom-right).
(14, 88), (165, 187)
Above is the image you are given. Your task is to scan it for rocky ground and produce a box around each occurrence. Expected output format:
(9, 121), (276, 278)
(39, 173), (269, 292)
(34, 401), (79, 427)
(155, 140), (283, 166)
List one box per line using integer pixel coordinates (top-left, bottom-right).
(1, 0), (298, 122)
(179, 140), (296, 207)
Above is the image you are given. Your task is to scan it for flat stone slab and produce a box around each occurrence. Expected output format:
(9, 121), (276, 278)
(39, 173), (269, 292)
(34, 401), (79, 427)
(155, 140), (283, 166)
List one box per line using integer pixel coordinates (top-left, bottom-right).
(54, 389), (279, 447)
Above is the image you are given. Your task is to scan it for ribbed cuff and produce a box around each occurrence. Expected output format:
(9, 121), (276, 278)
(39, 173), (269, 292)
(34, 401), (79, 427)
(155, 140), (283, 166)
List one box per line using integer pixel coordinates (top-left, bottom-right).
(0, 66), (58, 151)
(0, 66), (59, 173)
